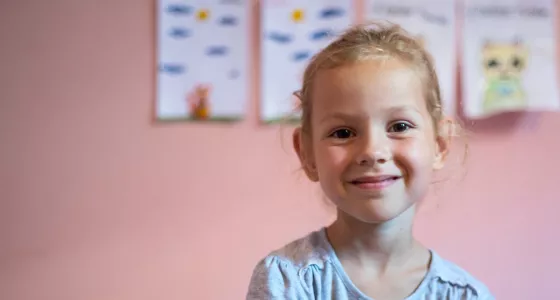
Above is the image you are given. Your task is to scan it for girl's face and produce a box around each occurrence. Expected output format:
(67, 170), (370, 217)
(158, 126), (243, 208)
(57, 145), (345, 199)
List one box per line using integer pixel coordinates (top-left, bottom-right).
(295, 59), (448, 224)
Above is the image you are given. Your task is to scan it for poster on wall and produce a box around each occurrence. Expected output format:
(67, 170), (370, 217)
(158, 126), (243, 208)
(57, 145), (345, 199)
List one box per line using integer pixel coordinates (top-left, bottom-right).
(462, 0), (559, 119)
(260, 0), (354, 123)
(365, 0), (457, 116)
(156, 0), (249, 122)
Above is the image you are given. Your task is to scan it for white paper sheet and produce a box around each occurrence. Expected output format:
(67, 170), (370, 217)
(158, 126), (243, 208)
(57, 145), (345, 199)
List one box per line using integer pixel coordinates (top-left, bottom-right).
(462, 0), (559, 119)
(366, 0), (457, 117)
(260, 0), (354, 123)
(156, 0), (249, 122)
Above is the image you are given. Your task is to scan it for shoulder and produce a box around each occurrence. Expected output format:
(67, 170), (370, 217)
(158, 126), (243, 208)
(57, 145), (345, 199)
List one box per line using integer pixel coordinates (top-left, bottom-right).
(246, 229), (331, 299)
(251, 228), (331, 275)
(268, 228), (332, 269)
(429, 251), (495, 299)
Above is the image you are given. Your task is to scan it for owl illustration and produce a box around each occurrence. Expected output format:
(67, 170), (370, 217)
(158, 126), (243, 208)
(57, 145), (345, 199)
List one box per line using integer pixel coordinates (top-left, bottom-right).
(481, 39), (529, 114)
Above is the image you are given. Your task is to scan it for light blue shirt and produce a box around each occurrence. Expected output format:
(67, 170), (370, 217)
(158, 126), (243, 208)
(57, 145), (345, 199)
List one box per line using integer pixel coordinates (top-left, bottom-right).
(246, 228), (494, 299)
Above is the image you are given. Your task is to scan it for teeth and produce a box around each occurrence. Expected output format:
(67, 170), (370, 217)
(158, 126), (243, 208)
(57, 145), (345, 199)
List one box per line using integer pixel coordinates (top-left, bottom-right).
(353, 177), (397, 184)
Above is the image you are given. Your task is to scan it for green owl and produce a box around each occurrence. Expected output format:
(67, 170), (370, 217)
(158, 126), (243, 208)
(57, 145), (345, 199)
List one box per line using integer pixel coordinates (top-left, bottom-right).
(481, 39), (529, 114)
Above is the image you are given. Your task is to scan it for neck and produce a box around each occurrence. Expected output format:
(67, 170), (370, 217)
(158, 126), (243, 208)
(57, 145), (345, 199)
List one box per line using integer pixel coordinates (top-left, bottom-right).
(326, 205), (418, 269)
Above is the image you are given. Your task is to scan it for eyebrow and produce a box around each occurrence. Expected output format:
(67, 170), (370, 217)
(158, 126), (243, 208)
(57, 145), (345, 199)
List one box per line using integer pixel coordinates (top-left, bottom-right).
(319, 112), (365, 124)
(388, 106), (422, 115)
(319, 106), (422, 124)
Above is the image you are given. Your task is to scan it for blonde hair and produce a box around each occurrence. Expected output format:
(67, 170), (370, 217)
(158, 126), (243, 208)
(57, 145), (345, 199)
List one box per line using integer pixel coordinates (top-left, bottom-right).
(294, 21), (445, 138)
(291, 21), (469, 189)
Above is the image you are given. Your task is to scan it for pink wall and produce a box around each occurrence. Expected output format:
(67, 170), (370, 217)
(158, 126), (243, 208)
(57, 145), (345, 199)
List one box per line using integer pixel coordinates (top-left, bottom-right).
(1, 1), (559, 299)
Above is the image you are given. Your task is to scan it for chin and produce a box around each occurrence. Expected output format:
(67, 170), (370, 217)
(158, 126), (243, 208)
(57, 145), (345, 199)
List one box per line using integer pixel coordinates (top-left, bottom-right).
(351, 209), (401, 224)
(340, 200), (415, 225)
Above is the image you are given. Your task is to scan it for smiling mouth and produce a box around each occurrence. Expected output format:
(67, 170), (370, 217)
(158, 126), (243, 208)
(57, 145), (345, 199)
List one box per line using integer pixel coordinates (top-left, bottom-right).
(350, 176), (401, 190)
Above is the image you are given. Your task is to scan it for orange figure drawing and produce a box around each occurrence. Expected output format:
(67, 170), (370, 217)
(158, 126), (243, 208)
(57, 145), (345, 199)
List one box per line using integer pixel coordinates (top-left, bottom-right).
(187, 84), (212, 120)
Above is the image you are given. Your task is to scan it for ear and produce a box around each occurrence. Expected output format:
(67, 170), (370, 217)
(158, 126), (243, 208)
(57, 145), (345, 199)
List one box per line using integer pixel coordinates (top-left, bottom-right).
(293, 127), (319, 182)
(433, 118), (454, 170)
(515, 39), (529, 57)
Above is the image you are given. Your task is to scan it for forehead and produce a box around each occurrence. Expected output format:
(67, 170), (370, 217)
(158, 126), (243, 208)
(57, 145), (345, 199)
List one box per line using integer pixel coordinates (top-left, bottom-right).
(311, 59), (426, 115)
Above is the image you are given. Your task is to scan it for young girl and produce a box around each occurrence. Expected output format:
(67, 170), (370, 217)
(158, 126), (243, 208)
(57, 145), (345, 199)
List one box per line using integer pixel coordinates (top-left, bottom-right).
(246, 22), (494, 300)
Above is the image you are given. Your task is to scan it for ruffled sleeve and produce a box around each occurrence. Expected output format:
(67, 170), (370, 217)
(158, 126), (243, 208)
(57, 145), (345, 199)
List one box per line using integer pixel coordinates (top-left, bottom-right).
(245, 255), (309, 300)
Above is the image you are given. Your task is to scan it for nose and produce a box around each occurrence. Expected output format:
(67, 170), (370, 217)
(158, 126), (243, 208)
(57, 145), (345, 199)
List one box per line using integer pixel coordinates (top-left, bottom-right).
(355, 128), (391, 166)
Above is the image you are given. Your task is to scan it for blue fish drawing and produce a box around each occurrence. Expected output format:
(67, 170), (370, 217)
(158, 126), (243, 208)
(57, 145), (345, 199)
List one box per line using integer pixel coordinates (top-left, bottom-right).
(219, 15), (238, 26)
(220, 0), (244, 4)
(159, 63), (186, 75)
(166, 4), (192, 15)
(292, 51), (311, 62)
(309, 29), (333, 41)
(169, 27), (190, 39)
(206, 46), (228, 56)
(267, 32), (293, 44)
(319, 7), (345, 19)
(420, 10), (448, 26)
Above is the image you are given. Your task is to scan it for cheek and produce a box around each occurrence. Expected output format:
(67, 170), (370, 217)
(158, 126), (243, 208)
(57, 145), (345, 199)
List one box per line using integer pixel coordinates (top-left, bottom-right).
(393, 138), (435, 176)
(314, 143), (351, 175)
(393, 139), (435, 201)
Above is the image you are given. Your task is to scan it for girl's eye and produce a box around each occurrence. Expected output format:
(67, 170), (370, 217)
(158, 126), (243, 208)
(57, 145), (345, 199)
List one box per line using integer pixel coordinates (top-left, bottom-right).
(329, 128), (355, 139)
(388, 122), (413, 133)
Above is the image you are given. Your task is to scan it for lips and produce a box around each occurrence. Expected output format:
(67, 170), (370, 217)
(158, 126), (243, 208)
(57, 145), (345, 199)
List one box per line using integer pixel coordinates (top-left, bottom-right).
(350, 175), (401, 190)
